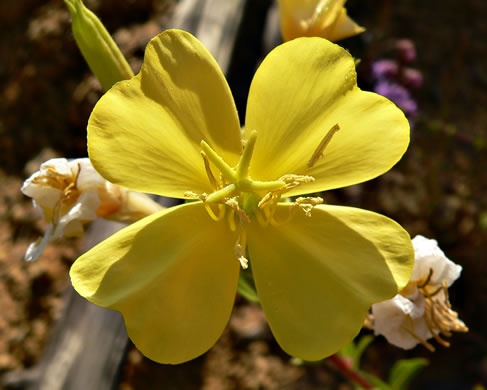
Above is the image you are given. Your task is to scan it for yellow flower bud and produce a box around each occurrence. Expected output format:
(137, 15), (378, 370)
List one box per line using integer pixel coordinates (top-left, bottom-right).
(65, 0), (134, 90)
(277, 0), (365, 42)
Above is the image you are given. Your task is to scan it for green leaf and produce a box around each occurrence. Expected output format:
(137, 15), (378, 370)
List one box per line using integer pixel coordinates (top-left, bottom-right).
(388, 358), (429, 390)
(237, 268), (259, 303)
(339, 335), (374, 369)
(352, 335), (374, 369)
(360, 371), (392, 390)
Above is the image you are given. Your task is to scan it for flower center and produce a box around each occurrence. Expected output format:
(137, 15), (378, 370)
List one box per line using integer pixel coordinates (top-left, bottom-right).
(184, 131), (323, 269)
(33, 163), (82, 225)
(400, 268), (468, 351)
(185, 131), (318, 222)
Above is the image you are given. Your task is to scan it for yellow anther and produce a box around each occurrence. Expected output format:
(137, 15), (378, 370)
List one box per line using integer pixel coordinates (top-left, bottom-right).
(295, 196), (324, 206)
(295, 196), (324, 217)
(238, 256), (249, 269)
(279, 174), (315, 190)
(183, 191), (207, 201)
(235, 231), (249, 269)
(307, 123), (340, 168)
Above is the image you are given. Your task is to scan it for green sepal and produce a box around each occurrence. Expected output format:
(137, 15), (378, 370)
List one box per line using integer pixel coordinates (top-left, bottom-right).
(65, 0), (134, 90)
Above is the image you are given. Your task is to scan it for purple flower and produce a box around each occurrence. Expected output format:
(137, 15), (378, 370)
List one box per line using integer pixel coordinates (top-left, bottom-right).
(402, 68), (423, 89)
(395, 39), (416, 63)
(374, 81), (418, 118)
(371, 59), (399, 80)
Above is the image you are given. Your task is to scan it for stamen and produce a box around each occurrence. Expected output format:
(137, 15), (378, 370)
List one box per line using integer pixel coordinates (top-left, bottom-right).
(255, 210), (269, 227)
(442, 280), (449, 303)
(227, 209), (236, 231)
(201, 151), (219, 190)
(238, 256), (249, 269)
(50, 165), (83, 228)
(73, 162), (81, 187)
(307, 123), (340, 168)
(424, 300), (449, 344)
(183, 191), (207, 201)
(401, 321), (436, 352)
(203, 202), (225, 222)
(235, 231), (249, 269)
(257, 192), (273, 209)
(279, 174), (315, 190)
(225, 197), (250, 223)
(295, 196), (324, 217)
(424, 285), (444, 298)
(418, 268), (434, 288)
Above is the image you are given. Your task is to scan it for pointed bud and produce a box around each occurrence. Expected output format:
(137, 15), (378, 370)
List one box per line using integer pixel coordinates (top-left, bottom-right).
(65, 0), (134, 90)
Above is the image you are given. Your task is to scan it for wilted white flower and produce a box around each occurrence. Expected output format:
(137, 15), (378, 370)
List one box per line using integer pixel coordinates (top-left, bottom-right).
(22, 158), (162, 261)
(371, 235), (468, 351)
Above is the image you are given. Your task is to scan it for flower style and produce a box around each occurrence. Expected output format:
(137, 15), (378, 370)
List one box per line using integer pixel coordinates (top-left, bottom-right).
(22, 158), (162, 261)
(70, 29), (414, 364)
(277, 0), (365, 42)
(371, 235), (468, 351)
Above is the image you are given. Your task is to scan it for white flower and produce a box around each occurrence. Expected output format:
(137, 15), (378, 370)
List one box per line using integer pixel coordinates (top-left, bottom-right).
(22, 158), (162, 261)
(409, 235), (462, 287)
(371, 235), (467, 351)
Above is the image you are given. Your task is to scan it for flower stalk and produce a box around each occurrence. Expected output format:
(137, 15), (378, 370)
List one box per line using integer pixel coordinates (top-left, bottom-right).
(327, 354), (373, 389)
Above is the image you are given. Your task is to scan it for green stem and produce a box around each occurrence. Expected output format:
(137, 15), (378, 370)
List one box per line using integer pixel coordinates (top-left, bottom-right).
(327, 354), (373, 389)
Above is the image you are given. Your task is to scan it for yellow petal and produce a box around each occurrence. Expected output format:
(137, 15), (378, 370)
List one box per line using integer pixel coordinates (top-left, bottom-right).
(70, 202), (239, 364)
(88, 29), (242, 198)
(247, 204), (413, 360)
(245, 37), (409, 196)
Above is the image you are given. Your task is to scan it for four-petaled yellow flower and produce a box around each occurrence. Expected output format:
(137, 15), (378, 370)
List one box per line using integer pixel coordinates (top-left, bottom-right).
(277, 0), (365, 42)
(71, 29), (414, 364)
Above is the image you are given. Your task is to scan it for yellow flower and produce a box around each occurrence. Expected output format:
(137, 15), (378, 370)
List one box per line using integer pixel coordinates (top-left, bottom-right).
(71, 29), (414, 364)
(278, 0), (365, 42)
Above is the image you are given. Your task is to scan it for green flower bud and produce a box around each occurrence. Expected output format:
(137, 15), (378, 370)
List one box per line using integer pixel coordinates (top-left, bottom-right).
(65, 0), (134, 90)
